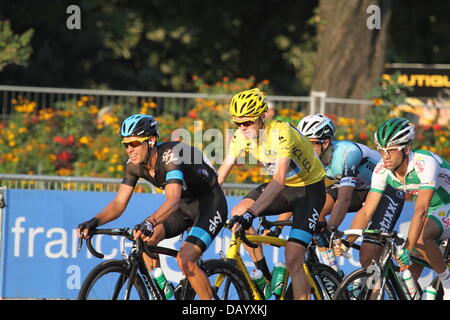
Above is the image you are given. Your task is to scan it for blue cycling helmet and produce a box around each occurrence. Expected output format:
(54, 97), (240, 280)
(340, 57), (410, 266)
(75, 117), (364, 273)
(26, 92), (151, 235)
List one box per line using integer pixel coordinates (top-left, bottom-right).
(120, 114), (159, 138)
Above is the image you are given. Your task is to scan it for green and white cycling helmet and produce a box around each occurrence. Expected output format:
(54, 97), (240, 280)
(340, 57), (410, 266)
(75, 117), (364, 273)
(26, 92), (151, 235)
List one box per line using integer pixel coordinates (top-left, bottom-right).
(374, 118), (415, 148)
(297, 114), (336, 140)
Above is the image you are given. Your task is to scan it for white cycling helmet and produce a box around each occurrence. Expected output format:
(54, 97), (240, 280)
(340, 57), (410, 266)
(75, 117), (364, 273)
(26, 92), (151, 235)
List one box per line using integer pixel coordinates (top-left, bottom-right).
(297, 114), (336, 140)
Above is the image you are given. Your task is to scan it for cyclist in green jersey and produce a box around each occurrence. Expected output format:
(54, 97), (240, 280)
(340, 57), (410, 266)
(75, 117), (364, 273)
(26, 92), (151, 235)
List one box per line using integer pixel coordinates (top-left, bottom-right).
(335, 118), (450, 299)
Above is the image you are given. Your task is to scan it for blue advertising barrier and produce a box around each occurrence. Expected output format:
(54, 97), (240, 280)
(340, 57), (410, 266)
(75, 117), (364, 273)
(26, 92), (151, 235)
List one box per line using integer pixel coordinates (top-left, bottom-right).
(0, 189), (434, 299)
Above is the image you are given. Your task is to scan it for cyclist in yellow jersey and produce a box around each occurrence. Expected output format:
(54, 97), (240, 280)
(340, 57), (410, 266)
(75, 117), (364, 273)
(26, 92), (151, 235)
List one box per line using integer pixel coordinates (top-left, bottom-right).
(218, 88), (326, 300)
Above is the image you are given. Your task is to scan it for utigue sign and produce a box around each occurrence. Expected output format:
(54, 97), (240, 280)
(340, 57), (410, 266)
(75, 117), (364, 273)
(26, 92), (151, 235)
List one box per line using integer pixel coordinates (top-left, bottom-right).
(383, 64), (450, 98)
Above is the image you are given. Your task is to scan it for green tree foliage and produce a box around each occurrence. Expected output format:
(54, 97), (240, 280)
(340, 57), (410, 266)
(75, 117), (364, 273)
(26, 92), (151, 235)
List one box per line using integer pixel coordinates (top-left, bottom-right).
(387, 1), (450, 64)
(0, 1), (448, 95)
(0, 20), (33, 71)
(0, 0), (316, 94)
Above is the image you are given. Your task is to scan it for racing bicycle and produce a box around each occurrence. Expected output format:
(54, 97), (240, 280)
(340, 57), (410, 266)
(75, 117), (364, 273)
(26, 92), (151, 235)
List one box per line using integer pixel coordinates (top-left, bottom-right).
(204, 217), (343, 300)
(77, 228), (250, 300)
(332, 228), (449, 300)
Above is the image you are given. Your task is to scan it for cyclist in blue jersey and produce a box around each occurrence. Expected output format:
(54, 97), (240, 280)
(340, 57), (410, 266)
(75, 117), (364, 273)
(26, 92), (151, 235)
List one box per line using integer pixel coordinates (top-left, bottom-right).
(299, 115), (404, 268)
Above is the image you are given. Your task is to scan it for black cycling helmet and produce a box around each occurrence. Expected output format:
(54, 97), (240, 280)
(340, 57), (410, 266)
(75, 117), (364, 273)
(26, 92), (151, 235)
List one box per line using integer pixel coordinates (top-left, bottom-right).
(120, 114), (159, 138)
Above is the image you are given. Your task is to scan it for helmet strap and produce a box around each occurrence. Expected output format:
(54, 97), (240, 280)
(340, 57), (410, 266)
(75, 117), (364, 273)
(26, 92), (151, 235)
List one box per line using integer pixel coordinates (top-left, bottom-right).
(319, 140), (333, 166)
(141, 138), (155, 166)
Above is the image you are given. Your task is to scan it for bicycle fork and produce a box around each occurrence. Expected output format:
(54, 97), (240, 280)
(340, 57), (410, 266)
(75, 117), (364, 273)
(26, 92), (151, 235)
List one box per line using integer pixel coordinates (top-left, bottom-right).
(124, 262), (139, 300)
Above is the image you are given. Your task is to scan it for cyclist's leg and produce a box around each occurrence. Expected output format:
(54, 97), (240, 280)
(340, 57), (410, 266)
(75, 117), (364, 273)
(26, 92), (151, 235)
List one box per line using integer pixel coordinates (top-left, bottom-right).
(360, 185), (405, 268)
(287, 180), (326, 300)
(286, 241), (309, 299)
(179, 184), (228, 300)
(421, 203), (450, 299)
(420, 218), (446, 272)
(233, 183), (292, 281)
(178, 242), (212, 299)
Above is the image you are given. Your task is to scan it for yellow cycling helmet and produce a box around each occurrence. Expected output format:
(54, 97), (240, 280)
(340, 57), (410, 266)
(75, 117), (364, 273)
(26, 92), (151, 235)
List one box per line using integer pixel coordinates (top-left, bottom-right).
(229, 88), (268, 121)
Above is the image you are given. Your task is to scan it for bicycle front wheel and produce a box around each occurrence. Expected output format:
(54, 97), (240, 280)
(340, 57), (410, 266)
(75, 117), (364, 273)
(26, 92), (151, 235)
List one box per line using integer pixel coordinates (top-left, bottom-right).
(333, 268), (399, 300)
(78, 260), (149, 300)
(183, 259), (252, 300)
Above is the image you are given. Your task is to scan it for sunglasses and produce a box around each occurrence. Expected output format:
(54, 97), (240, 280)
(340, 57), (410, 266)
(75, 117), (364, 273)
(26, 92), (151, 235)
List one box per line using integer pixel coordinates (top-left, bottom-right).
(122, 136), (149, 148)
(311, 140), (326, 145)
(377, 145), (406, 155)
(234, 120), (257, 127)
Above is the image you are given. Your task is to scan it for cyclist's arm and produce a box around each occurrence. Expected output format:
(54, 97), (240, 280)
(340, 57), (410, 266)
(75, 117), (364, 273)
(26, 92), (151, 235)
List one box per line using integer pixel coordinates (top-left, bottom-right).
(345, 191), (383, 243)
(404, 188), (434, 251)
(95, 183), (134, 225)
(326, 143), (362, 230)
(246, 157), (289, 216)
(217, 153), (236, 185)
(405, 154), (439, 251)
(79, 183), (133, 238)
(327, 185), (354, 230)
(148, 182), (182, 225)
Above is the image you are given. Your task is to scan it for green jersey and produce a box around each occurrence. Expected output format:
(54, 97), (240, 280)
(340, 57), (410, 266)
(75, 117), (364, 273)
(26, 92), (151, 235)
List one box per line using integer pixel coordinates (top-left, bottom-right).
(370, 149), (450, 212)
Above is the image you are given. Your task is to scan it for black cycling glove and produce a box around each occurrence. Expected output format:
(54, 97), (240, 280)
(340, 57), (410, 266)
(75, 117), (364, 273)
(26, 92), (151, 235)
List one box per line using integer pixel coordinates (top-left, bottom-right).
(233, 211), (255, 231)
(133, 220), (155, 238)
(317, 228), (332, 248)
(77, 217), (99, 237)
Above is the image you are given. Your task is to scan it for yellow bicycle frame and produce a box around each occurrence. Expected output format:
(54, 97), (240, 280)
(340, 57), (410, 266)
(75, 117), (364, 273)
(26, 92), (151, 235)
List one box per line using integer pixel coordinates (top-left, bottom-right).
(215, 231), (323, 300)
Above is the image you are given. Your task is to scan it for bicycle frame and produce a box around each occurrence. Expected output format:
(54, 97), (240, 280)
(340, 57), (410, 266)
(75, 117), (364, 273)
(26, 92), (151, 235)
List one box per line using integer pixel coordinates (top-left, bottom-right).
(222, 231), (323, 300)
(378, 257), (410, 300)
(362, 237), (445, 300)
(125, 241), (163, 300)
(80, 228), (180, 300)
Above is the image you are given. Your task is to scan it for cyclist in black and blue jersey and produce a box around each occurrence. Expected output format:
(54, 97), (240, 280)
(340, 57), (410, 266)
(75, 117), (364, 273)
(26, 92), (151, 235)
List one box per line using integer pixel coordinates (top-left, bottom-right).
(77, 114), (227, 300)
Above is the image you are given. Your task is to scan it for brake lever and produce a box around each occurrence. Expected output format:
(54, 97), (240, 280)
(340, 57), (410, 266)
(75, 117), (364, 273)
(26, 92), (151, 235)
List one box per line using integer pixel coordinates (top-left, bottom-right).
(77, 237), (83, 253)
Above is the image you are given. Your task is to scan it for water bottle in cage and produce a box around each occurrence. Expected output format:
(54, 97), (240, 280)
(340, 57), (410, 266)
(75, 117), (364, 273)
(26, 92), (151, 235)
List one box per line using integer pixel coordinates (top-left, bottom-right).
(270, 262), (287, 296)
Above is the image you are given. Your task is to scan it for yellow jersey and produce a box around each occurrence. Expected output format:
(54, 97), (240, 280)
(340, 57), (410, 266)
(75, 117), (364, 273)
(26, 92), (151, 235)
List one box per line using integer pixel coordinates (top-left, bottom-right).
(228, 120), (325, 187)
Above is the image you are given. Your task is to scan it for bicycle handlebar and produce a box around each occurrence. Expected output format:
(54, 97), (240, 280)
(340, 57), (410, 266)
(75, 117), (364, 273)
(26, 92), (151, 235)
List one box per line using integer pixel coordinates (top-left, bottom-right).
(259, 216), (292, 229)
(224, 220), (259, 248)
(78, 228), (165, 259)
(78, 228), (130, 258)
(331, 226), (405, 247)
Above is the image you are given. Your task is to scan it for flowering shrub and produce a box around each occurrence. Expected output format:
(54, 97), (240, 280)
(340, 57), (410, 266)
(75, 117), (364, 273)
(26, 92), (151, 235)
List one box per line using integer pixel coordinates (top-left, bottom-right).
(0, 95), (125, 177)
(1, 77), (448, 187)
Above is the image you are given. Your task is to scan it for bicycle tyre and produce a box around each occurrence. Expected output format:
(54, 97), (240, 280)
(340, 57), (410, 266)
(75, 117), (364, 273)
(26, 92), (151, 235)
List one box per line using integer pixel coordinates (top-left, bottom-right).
(333, 268), (399, 300)
(78, 260), (149, 300)
(183, 259), (252, 300)
(285, 263), (342, 300)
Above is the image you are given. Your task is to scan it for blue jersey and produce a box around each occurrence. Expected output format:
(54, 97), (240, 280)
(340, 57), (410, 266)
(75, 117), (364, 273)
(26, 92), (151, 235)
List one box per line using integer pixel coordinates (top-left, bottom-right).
(323, 141), (381, 190)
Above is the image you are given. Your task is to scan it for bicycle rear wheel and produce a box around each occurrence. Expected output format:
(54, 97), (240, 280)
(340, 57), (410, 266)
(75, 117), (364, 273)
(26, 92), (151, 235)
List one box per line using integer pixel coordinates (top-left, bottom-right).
(78, 260), (149, 300)
(285, 263), (342, 300)
(333, 268), (399, 300)
(183, 259), (252, 300)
